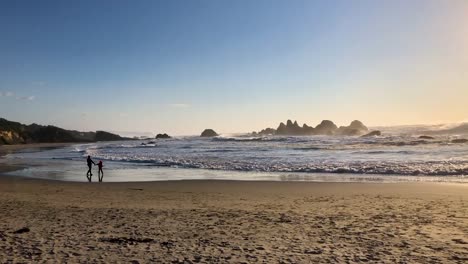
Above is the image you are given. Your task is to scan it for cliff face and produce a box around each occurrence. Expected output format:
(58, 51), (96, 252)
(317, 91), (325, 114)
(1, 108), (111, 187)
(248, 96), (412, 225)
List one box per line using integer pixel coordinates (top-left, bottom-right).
(0, 131), (25, 144)
(0, 118), (128, 145)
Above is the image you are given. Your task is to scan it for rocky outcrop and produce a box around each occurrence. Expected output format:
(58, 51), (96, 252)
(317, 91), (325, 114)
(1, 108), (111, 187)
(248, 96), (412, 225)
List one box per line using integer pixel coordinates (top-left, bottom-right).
(314, 120), (338, 135)
(0, 117), (129, 145)
(0, 118), (26, 144)
(155, 133), (171, 139)
(302, 124), (315, 134)
(276, 120), (307, 135)
(0, 131), (24, 144)
(200, 129), (218, 137)
(252, 128), (276, 136)
(252, 119), (370, 136)
(361, 130), (381, 137)
(337, 120), (369, 136)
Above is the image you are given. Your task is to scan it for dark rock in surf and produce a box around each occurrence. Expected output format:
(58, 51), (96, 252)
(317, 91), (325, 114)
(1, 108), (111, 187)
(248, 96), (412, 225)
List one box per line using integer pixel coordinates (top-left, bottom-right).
(361, 130), (382, 137)
(155, 133), (171, 139)
(200, 129), (219, 137)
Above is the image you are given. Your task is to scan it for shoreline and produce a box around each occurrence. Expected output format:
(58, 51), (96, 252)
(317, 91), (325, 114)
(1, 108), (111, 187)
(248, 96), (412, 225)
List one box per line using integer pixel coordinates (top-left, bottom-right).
(2, 172), (467, 186)
(2, 142), (468, 184)
(0, 142), (78, 175)
(0, 142), (78, 155)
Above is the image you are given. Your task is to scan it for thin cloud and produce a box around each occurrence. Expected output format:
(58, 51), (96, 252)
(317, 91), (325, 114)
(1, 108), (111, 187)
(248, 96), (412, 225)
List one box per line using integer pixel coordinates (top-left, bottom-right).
(168, 103), (190, 108)
(0, 91), (35, 101)
(17, 95), (36, 101)
(0, 91), (15, 97)
(0, 91), (36, 101)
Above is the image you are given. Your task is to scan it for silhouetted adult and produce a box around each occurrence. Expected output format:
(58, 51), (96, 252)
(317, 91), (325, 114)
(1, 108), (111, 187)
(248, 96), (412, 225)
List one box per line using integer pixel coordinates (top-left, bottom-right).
(97, 160), (104, 182)
(86, 155), (96, 182)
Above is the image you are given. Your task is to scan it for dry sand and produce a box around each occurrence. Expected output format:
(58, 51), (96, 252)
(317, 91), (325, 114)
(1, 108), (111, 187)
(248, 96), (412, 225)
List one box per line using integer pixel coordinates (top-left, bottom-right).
(0, 175), (467, 263)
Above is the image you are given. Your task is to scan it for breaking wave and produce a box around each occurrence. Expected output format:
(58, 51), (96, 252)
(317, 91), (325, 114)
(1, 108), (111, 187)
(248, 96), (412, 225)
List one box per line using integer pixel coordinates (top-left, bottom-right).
(78, 134), (468, 177)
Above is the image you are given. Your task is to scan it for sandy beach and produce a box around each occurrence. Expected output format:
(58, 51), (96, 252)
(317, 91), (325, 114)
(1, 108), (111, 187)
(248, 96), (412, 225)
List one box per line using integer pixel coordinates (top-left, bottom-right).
(0, 172), (467, 263)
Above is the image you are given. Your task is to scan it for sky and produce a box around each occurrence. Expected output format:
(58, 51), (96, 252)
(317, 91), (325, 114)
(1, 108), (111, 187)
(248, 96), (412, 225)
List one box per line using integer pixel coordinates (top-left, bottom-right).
(1, 0), (467, 135)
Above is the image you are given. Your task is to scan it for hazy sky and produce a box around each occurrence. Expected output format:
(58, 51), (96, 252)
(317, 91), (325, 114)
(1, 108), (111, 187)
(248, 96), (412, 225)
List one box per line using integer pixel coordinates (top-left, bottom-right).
(1, 0), (467, 135)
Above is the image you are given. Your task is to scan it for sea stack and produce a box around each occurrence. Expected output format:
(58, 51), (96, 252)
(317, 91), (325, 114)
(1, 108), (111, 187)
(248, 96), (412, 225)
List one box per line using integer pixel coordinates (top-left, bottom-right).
(200, 129), (219, 137)
(314, 120), (338, 135)
(155, 133), (171, 139)
(336, 120), (369, 136)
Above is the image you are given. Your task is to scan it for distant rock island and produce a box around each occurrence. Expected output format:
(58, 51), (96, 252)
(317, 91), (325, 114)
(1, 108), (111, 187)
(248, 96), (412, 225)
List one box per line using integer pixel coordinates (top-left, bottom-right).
(252, 120), (375, 136)
(0, 118), (130, 145)
(155, 133), (171, 139)
(200, 129), (218, 137)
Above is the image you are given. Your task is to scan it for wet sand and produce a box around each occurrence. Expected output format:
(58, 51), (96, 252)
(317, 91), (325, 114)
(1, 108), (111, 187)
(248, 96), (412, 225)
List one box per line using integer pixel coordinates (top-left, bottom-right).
(0, 174), (467, 263)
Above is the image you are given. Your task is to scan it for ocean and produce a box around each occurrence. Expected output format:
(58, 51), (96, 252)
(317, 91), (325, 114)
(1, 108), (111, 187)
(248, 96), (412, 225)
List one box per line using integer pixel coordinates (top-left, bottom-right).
(2, 133), (468, 183)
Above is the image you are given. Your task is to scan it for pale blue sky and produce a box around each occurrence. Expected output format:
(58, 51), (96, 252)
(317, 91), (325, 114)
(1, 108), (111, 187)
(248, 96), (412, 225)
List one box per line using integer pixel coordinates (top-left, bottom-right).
(1, 0), (467, 135)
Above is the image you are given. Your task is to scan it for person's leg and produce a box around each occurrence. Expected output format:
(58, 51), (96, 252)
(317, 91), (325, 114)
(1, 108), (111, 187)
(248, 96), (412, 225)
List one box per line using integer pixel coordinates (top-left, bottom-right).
(89, 165), (94, 180)
(99, 169), (103, 182)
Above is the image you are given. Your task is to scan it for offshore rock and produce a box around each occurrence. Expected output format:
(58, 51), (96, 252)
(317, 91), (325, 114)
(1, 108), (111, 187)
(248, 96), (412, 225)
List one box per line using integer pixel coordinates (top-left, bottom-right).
(200, 129), (219, 137)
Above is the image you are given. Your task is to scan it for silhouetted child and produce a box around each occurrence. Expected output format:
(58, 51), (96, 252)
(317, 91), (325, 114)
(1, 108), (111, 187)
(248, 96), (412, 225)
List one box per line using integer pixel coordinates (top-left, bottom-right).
(97, 160), (104, 182)
(86, 155), (95, 182)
